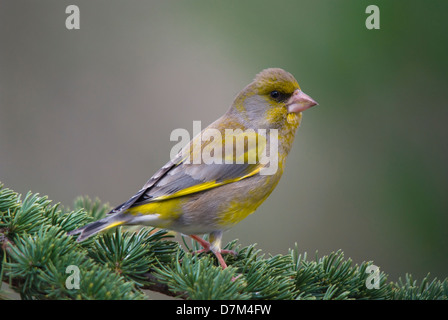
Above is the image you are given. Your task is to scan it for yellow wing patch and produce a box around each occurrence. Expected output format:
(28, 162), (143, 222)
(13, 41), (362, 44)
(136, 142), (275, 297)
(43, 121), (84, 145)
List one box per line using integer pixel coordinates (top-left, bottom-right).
(127, 197), (184, 220)
(152, 165), (262, 202)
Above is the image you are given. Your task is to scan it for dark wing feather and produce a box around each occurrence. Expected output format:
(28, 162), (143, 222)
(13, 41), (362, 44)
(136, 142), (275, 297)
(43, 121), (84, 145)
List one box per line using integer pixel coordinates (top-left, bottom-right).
(107, 152), (184, 214)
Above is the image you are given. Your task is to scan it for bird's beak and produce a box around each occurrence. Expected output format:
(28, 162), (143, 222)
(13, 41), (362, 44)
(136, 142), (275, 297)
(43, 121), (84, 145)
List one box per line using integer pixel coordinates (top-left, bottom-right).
(287, 89), (318, 113)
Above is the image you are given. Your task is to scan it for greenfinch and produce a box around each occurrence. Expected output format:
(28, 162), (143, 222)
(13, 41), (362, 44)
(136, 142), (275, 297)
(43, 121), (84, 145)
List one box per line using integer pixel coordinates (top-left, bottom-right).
(68, 68), (317, 269)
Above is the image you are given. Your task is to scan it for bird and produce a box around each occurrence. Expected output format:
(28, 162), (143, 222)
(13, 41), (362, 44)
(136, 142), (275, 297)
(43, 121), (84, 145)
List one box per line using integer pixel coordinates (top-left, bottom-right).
(68, 68), (318, 269)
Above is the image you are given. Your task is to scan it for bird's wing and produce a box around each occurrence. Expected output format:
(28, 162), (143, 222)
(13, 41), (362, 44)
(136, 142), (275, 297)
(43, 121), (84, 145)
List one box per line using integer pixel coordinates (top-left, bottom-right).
(109, 128), (267, 213)
(106, 151), (185, 215)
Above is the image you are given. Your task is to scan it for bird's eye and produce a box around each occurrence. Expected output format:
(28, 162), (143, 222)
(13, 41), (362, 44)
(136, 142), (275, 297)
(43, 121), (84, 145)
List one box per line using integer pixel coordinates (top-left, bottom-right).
(270, 91), (280, 99)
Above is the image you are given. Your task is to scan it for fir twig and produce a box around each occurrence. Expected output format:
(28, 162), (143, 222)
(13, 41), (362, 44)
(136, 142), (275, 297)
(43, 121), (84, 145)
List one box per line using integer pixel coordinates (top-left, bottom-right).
(0, 182), (447, 300)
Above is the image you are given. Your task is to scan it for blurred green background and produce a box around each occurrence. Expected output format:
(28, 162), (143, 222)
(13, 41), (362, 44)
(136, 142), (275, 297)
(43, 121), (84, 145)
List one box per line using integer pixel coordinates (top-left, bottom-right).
(1, 0), (447, 282)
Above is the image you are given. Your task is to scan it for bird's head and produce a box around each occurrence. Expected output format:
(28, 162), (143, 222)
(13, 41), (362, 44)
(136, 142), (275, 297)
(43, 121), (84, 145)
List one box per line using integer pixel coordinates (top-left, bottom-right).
(231, 68), (318, 128)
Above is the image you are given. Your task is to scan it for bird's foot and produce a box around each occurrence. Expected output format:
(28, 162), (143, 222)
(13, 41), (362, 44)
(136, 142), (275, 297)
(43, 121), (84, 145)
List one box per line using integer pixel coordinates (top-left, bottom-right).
(189, 235), (237, 269)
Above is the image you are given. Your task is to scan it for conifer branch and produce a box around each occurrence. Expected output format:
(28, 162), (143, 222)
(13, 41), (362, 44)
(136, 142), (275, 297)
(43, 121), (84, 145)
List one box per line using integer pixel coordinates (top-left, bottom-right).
(0, 182), (447, 300)
(141, 271), (187, 299)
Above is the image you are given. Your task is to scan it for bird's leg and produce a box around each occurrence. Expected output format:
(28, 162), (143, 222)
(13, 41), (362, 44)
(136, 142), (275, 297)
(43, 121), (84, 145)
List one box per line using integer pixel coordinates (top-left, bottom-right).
(189, 234), (212, 254)
(189, 232), (237, 269)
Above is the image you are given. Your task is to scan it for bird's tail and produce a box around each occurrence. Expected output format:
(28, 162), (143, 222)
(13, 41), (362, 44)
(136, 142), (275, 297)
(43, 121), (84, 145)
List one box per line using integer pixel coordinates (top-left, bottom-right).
(67, 213), (126, 242)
